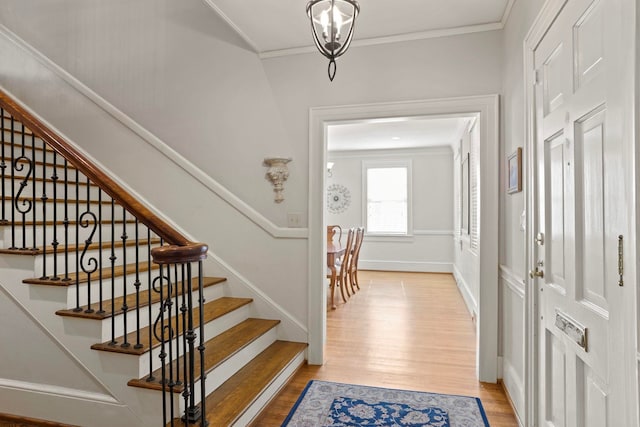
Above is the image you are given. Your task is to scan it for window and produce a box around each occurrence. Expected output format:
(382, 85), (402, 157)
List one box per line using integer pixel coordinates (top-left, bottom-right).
(364, 162), (411, 235)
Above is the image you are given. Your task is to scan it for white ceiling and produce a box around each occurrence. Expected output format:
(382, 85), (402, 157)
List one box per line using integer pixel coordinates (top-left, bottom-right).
(327, 117), (469, 152)
(204, 0), (514, 56)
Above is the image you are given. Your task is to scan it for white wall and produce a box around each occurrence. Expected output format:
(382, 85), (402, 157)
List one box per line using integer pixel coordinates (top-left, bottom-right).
(0, 0), (303, 226)
(499, 0), (546, 423)
(327, 147), (454, 272)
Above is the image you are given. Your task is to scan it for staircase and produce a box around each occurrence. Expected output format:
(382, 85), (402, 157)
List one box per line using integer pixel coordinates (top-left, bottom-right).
(0, 91), (306, 426)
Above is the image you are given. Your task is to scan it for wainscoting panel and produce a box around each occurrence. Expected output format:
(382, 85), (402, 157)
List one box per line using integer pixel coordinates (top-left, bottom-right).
(499, 265), (525, 424)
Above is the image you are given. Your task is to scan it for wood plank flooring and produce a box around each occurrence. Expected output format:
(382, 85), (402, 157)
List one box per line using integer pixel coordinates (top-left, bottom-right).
(251, 271), (519, 427)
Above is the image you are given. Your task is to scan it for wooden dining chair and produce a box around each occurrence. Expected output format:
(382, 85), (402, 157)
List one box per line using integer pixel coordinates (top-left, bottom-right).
(327, 227), (355, 305)
(327, 224), (342, 243)
(348, 227), (364, 293)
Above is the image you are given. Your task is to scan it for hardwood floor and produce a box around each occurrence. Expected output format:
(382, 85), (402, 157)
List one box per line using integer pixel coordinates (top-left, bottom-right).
(251, 271), (519, 426)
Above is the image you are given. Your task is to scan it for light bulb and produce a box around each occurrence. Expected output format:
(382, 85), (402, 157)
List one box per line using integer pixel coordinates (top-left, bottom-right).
(333, 7), (343, 39)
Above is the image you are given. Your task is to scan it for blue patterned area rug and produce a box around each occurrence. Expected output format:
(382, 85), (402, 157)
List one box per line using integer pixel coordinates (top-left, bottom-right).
(282, 380), (490, 427)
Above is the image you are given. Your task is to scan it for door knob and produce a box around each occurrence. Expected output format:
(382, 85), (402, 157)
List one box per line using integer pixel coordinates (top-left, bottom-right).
(530, 261), (544, 278)
(529, 267), (544, 278)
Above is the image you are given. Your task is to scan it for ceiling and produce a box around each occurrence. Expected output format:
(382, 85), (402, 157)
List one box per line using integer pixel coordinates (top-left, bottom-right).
(204, 0), (514, 56)
(327, 116), (470, 152)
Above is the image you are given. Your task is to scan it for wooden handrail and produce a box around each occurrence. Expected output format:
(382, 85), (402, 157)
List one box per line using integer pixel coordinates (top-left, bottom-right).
(0, 89), (206, 262)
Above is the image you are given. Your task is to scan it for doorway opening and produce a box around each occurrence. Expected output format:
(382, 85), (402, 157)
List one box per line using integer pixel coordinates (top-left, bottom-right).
(308, 95), (499, 382)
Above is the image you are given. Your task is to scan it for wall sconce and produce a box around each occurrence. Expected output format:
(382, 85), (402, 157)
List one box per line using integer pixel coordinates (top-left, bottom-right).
(327, 161), (335, 177)
(263, 157), (292, 203)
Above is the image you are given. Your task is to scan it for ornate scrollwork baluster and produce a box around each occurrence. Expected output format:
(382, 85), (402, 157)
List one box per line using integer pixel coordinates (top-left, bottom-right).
(13, 157), (33, 250)
(79, 207), (98, 314)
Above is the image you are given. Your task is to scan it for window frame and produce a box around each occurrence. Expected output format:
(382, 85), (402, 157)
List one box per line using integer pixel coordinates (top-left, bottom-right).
(361, 159), (413, 237)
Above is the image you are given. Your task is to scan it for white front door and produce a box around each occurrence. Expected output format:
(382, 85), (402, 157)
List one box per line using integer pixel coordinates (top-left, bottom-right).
(533, 0), (630, 425)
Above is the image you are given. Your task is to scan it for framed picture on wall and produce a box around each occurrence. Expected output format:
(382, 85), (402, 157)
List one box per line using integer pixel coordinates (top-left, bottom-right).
(507, 147), (522, 194)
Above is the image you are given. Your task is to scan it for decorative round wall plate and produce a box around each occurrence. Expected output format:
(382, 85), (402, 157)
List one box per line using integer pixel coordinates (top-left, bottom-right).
(327, 184), (351, 214)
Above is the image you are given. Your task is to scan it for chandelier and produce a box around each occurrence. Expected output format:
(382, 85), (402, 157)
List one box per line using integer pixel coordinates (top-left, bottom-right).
(306, 0), (360, 81)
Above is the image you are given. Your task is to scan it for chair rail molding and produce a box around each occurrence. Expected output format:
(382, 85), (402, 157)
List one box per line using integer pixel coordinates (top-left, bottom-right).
(0, 24), (306, 240)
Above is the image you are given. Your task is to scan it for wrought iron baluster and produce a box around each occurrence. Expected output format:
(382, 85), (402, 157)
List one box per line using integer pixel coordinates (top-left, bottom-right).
(1, 108), (6, 224)
(109, 198), (117, 345)
(156, 265), (168, 427)
(173, 263), (181, 387)
(14, 122), (33, 250)
(30, 133), (37, 251)
(63, 159), (70, 281)
(51, 151), (59, 278)
(184, 261), (199, 423)
(98, 189), (104, 315)
(167, 263), (175, 424)
(80, 176), (97, 314)
(180, 263), (188, 402)
(73, 169), (80, 310)
(9, 116), (15, 249)
(197, 260), (206, 425)
(134, 218), (142, 349)
(39, 139), (48, 275)
(121, 207), (129, 348)
(146, 228), (155, 382)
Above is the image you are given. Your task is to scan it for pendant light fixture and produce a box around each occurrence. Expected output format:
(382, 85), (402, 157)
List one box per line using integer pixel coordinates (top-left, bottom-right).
(306, 0), (360, 81)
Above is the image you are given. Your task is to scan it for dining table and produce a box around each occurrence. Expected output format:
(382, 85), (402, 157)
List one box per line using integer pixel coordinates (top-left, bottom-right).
(327, 241), (346, 310)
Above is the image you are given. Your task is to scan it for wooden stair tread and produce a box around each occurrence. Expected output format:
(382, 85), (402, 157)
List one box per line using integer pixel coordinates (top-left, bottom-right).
(184, 341), (307, 427)
(0, 237), (161, 256)
(56, 276), (225, 319)
(91, 297), (253, 355)
(23, 260), (158, 286)
(128, 318), (280, 392)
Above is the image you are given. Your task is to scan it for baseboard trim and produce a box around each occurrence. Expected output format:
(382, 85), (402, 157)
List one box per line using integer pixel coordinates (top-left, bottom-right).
(0, 412), (78, 427)
(452, 264), (477, 318)
(358, 260), (453, 273)
(499, 378), (524, 427)
(0, 379), (118, 405)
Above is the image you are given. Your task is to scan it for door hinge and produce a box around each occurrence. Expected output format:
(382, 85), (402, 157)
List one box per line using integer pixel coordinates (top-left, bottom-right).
(618, 235), (624, 286)
(534, 69), (541, 85)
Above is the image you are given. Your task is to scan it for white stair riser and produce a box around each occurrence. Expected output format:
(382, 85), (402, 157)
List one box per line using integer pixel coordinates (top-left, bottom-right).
(177, 327), (279, 412)
(32, 242), (154, 277)
(32, 270), (158, 309)
(2, 200), (125, 222)
(2, 178), (104, 201)
(91, 284), (227, 344)
(1, 221), (143, 248)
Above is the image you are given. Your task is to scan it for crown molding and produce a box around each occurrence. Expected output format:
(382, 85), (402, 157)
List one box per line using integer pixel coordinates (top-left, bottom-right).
(501, 0), (516, 26)
(259, 22), (504, 59)
(201, 0), (260, 53)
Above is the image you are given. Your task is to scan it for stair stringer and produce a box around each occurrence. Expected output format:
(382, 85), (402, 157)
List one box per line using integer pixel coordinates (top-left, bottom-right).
(0, 256), (146, 427)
